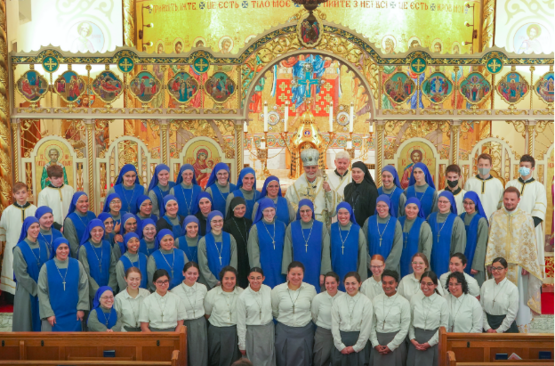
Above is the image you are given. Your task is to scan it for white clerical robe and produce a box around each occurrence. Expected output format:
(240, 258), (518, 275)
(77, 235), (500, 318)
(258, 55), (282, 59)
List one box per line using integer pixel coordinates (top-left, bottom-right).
(326, 170), (351, 209)
(37, 185), (75, 226)
(0, 204), (37, 294)
(506, 178), (547, 274)
(464, 176), (504, 220)
(438, 188), (466, 215)
(285, 173), (335, 224)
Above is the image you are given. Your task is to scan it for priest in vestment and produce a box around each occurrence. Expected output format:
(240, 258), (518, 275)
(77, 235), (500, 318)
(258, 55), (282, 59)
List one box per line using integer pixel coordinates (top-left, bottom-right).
(486, 187), (543, 333)
(285, 148), (335, 225)
(326, 150), (351, 211)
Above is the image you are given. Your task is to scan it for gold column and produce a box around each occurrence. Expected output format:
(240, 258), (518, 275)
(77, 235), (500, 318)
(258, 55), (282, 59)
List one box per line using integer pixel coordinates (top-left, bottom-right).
(234, 123), (244, 181)
(451, 121), (461, 165)
(527, 121), (536, 155)
(0, 0), (11, 213)
(160, 120), (169, 165)
(11, 122), (19, 183)
(85, 120), (95, 211)
(481, 0), (496, 51)
(376, 122), (385, 187)
(122, 0), (136, 48)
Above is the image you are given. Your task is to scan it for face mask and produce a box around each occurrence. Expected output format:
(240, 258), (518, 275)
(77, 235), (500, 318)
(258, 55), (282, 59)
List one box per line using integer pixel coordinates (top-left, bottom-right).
(519, 166), (531, 177)
(478, 167), (490, 177)
(447, 180), (459, 188)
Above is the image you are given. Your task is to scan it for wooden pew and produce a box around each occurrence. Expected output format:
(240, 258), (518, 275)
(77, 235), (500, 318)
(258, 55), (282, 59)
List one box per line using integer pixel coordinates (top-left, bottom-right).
(440, 327), (553, 366)
(0, 327), (186, 366)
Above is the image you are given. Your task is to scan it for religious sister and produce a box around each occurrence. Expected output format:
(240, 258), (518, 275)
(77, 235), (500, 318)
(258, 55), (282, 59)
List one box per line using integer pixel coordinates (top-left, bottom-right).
(12, 217), (49, 331)
(398, 198), (432, 277)
(114, 267), (150, 332)
(87, 286), (122, 332)
(147, 164), (175, 217)
(139, 219), (158, 256)
(38, 238), (89, 331)
(205, 162), (237, 218)
(156, 195), (185, 238)
(97, 212), (116, 249)
(108, 164), (147, 214)
(63, 192), (96, 258)
(405, 162), (437, 219)
(175, 216), (208, 286)
(282, 199), (332, 289)
(102, 193), (125, 240)
(195, 192), (214, 236)
(224, 197), (252, 288)
(226, 167), (261, 220)
(378, 166), (407, 217)
(116, 213), (140, 256)
(147, 229), (188, 290)
(460, 191), (489, 286)
(116, 233), (148, 290)
(247, 198), (286, 288)
(170, 164), (202, 217)
(135, 195), (158, 229)
(252, 175), (295, 225)
(344, 161), (379, 227)
(36, 206), (63, 255)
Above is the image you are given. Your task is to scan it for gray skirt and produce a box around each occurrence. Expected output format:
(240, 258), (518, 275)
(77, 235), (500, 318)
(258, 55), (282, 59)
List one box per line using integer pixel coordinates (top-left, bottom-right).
(331, 330), (370, 366)
(208, 324), (241, 366)
(149, 326), (175, 332)
(185, 317), (208, 366)
(486, 313), (519, 333)
(246, 322), (276, 366)
(314, 326), (334, 366)
(124, 326), (141, 332)
(369, 330), (406, 366)
(275, 321), (314, 366)
(407, 328), (438, 366)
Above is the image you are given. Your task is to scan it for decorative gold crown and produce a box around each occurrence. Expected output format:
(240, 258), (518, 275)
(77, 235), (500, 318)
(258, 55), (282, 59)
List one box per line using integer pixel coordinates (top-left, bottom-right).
(300, 148), (319, 166)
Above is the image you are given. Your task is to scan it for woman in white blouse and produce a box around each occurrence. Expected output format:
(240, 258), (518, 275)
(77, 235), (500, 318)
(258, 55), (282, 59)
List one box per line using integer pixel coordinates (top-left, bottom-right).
(139, 269), (186, 332)
(271, 261), (317, 366)
(407, 271), (449, 366)
(360, 254), (385, 301)
(172, 261), (209, 366)
(370, 269), (410, 366)
(444, 272), (482, 333)
(398, 253), (444, 302)
(204, 266), (243, 366)
(331, 272), (372, 366)
(312, 272), (344, 366)
(236, 267), (275, 366)
(115, 267), (150, 332)
(480, 257), (519, 333)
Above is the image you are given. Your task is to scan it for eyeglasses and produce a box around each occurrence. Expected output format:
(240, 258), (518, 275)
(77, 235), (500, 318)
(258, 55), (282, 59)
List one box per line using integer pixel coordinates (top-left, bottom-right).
(100, 296), (114, 300)
(491, 267), (505, 272)
(155, 280), (169, 285)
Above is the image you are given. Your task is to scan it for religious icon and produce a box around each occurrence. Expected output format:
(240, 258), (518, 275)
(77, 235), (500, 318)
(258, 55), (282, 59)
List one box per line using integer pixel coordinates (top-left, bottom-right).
(381, 35), (397, 54)
(398, 142), (437, 189)
(534, 72), (554, 104)
(245, 34), (257, 45)
(514, 23), (548, 55)
(92, 70), (124, 103)
(39, 146), (68, 189)
(35, 141), (74, 194)
(219, 36), (234, 54)
(459, 72), (492, 105)
(129, 71), (162, 104)
(421, 72), (453, 104)
(69, 21), (104, 53)
(156, 41), (165, 54)
(451, 42), (461, 55)
(297, 14), (323, 48)
(431, 39), (443, 54)
(383, 72), (416, 104)
(167, 71), (199, 104)
(400, 148), (423, 189)
(205, 72), (236, 103)
(408, 36), (422, 49)
(54, 71), (86, 103)
(496, 72), (530, 104)
(174, 38), (184, 53)
(193, 37), (206, 48)
(184, 140), (222, 189)
(16, 70), (49, 103)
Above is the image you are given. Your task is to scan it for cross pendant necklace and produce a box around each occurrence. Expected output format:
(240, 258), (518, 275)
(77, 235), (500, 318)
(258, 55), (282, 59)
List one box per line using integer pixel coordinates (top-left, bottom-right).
(55, 264), (69, 291)
(376, 217), (391, 248)
(301, 223), (314, 253)
(337, 224), (351, 256)
(436, 220), (448, 243)
(214, 241), (224, 265)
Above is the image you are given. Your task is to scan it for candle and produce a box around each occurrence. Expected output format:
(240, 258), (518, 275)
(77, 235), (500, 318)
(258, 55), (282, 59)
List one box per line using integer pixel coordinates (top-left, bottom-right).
(243, 121), (248, 133)
(263, 102), (268, 132)
(328, 101), (333, 132)
(369, 121), (374, 133)
(347, 140), (352, 149)
(284, 102), (289, 132)
(260, 139), (266, 149)
(349, 102), (354, 133)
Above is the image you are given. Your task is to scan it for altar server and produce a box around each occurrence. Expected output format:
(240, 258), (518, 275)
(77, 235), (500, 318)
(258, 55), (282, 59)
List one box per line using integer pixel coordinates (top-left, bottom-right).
(344, 161), (379, 227)
(115, 267), (150, 332)
(437, 165), (466, 214)
(172, 262), (209, 366)
(108, 164), (147, 215)
(195, 192), (214, 236)
(148, 164), (176, 217)
(460, 192), (489, 286)
(379, 165), (407, 217)
(282, 199), (332, 289)
(398, 253), (444, 302)
(407, 271), (449, 366)
(36, 206), (63, 255)
(79, 219), (117, 299)
(398, 198), (432, 277)
(247, 198), (286, 288)
(330, 202), (367, 291)
(139, 269), (186, 332)
(135, 195), (158, 228)
(480, 257), (519, 333)
(204, 266), (243, 366)
(427, 191), (466, 277)
(198, 211), (238, 289)
(37, 164), (74, 227)
(205, 162), (237, 218)
(463, 153), (504, 220)
(326, 151), (352, 208)
(360, 254), (386, 301)
(444, 272), (482, 333)
(38, 238), (89, 331)
(156, 195), (185, 238)
(438, 253), (480, 297)
(147, 229), (187, 290)
(369, 270), (410, 366)
(252, 176), (295, 225)
(87, 286), (122, 332)
(236, 267), (275, 366)
(12, 217), (49, 331)
(63, 192), (96, 257)
(272, 261), (317, 366)
(226, 167), (261, 220)
(138, 218), (158, 256)
(405, 162), (437, 219)
(170, 164), (202, 217)
(224, 197), (253, 288)
(363, 195), (403, 273)
(116, 233), (148, 290)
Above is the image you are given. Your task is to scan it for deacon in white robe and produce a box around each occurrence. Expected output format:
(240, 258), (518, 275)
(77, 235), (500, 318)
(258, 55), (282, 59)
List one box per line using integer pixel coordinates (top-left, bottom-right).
(37, 184), (74, 227)
(325, 151), (352, 215)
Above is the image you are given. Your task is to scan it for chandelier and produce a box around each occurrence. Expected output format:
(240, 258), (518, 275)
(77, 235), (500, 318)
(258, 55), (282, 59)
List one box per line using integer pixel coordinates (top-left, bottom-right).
(291, 0), (328, 25)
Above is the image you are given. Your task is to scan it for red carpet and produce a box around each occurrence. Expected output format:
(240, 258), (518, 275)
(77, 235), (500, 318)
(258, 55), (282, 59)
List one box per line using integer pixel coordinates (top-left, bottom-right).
(0, 304), (12, 313)
(541, 286), (554, 315)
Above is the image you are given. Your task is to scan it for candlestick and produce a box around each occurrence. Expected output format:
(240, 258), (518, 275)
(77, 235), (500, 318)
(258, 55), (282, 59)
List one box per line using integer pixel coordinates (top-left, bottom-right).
(284, 102), (289, 132)
(349, 102), (354, 133)
(347, 140), (352, 149)
(263, 101), (268, 132)
(369, 121), (374, 133)
(243, 121), (248, 133)
(328, 101), (334, 132)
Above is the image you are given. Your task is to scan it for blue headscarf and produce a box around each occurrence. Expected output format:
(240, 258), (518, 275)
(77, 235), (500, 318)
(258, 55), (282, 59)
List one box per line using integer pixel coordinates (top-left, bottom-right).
(92, 286), (114, 309)
(163, 195), (178, 211)
(35, 206), (53, 220)
(175, 164), (198, 185)
(80, 219), (105, 246)
(206, 162), (230, 188)
(296, 199), (315, 220)
(155, 229), (174, 248)
(237, 167), (257, 190)
(335, 202), (356, 224)
(67, 192), (88, 215)
(206, 211), (224, 232)
(97, 212), (113, 224)
(121, 213), (138, 233)
(123, 232), (140, 251)
(135, 195), (152, 214)
(438, 190), (458, 215)
(115, 164), (138, 186)
(148, 164), (172, 191)
(253, 198), (276, 224)
(51, 237), (70, 259)
(408, 162), (436, 189)
(404, 197), (425, 219)
(195, 192), (213, 211)
(463, 191), (488, 224)
(140, 218), (156, 233)
(381, 166), (401, 189)
(102, 193), (122, 213)
(18, 217), (39, 243)
(182, 215), (200, 234)
(260, 176), (282, 198)
(376, 194), (395, 216)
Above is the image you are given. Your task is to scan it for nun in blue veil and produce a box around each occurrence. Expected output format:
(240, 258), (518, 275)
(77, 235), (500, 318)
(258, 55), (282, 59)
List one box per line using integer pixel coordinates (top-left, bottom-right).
(87, 286), (122, 332)
(252, 175), (295, 225)
(35, 206), (63, 255)
(398, 197), (433, 277)
(405, 162), (438, 219)
(378, 166), (407, 217)
(427, 191), (466, 278)
(170, 164), (202, 217)
(460, 191), (489, 286)
(147, 164), (176, 217)
(205, 162), (237, 218)
(135, 195), (158, 228)
(226, 167), (261, 221)
(108, 164), (147, 215)
(63, 192), (96, 258)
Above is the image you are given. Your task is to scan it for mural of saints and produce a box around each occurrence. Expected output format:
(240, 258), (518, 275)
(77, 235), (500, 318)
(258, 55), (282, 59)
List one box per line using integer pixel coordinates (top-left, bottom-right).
(41, 147), (68, 189)
(400, 149), (423, 189)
